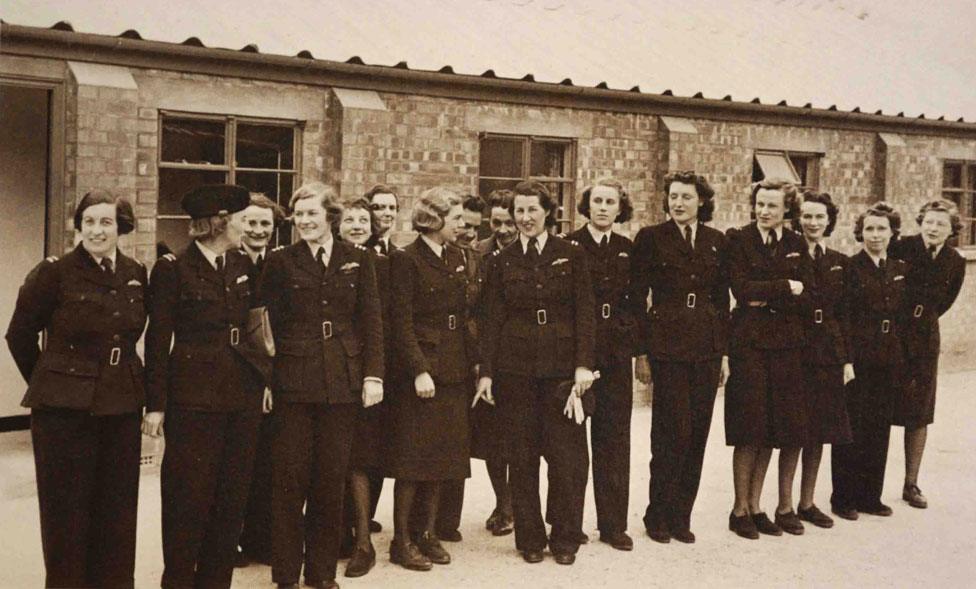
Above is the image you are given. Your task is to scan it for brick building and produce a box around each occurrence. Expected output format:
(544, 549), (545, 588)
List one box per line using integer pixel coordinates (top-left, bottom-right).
(2, 4), (975, 418)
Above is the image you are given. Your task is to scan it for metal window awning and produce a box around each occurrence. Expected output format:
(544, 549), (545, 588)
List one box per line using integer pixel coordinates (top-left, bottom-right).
(755, 152), (800, 184)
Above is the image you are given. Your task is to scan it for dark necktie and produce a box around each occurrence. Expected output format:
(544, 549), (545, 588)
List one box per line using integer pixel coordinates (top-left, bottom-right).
(684, 225), (693, 250)
(814, 244), (823, 262)
(878, 257), (886, 273)
(100, 257), (114, 274)
(214, 255), (223, 274)
(599, 234), (609, 249)
(379, 240), (389, 256)
(316, 247), (326, 268)
(526, 236), (539, 261)
(928, 244), (938, 259)
(256, 253), (264, 266)
(766, 231), (778, 255)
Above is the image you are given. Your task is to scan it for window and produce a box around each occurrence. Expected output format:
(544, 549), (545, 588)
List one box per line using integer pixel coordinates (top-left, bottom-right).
(942, 161), (976, 246)
(156, 112), (302, 253)
(478, 133), (576, 233)
(752, 150), (821, 188)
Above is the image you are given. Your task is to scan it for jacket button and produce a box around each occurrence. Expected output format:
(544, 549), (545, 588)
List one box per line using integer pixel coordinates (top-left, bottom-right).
(69, 368), (75, 373)
(113, 334), (121, 342)
(322, 300), (328, 305)
(112, 311), (121, 317)
(537, 284), (543, 289)
(109, 289), (117, 295)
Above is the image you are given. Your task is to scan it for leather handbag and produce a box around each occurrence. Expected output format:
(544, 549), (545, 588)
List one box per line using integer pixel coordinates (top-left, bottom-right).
(236, 306), (274, 383)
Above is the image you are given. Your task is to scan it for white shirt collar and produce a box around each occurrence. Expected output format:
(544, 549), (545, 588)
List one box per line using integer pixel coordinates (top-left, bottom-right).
(519, 231), (548, 254)
(89, 248), (118, 268)
(757, 225), (783, 244)
(866, 251), (887, 267)
(926, 241), (944, 258)
(805, 239), (824, 257)
(586, 223), (613, 245)
(242, 244), (266, 264)
(305, 235), (335, 266)
(195, 240), (224, 270)
(420, 234), (444, 258)
(672, 219), (697, 242)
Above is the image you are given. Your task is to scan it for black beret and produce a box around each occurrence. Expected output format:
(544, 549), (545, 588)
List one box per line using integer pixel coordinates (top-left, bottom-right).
(181, 184), (250, 219)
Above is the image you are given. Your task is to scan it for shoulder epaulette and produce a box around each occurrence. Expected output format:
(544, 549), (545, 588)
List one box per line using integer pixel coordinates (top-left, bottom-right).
(44, 255), (59, 263)
(354, 243), (367, 251)
(161, 253), (177, 262)
(569, 240), (580, 246)
(272, 245), (285, 252)
(557, 233), (567, 239)
(492, 249), (502, 257)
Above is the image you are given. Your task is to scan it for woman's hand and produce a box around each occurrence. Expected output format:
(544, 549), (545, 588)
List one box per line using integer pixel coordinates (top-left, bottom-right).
(718, 355), (730, 388)
(572, 367), (596, 398)
(262, 387), (274, 414)
(415, 372), (436, 399)
(142, 411), (165, 437)
(843, 363), (856, 385)
(634, 355), (652, 385)
(788, 280), (804, 296)
(473, 376), (494, 407)
(363, 379), (384, 407)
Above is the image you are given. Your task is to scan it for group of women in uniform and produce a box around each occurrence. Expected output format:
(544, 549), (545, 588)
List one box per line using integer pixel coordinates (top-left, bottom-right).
(4, 172), (965, 588)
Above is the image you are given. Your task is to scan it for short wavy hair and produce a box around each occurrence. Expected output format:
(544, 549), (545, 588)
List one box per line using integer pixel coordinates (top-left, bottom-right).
(333, 196), (379, 239)
(289, 182), (342, 226)
(188, 214), (229, 240)
(412, 187), (462, 233)
(750, 177), (800, 222)
(248, 192), (286, 225)
(73, 189), (135, 235)
(365, 183), (399, 208)
(854, 201), (901, 242)
(662, 171), (716, 223)
(916, 198), (963, 238)
(798, 189), (840, 237)
(510, 181), (558, 228)
(578, 178), (633, 223)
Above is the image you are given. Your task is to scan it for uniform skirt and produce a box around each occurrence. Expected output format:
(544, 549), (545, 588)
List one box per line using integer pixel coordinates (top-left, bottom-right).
(725, 346), (808, 448)
(892, 353), (938, 428)
(804, 364), (852, 445)
(349, 402), (390, 472)
(389, 379), (471, 481)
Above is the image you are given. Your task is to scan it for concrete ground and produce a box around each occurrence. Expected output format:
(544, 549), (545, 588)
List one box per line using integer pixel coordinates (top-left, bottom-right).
(1, 371), (974, 588)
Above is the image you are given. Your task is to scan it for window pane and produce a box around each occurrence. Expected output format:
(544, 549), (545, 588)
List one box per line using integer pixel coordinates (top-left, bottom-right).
(755, 152), (800, 184)
(943, 163), (963, 188)
(479, 138), (523, 178)
(530, 141), (568, 178)
(236, 124), (295, 169)
(156, 218), (192, 255)
(158, 168), (227, 215)
(478, 178), (519, 199)
(161, 118), (225, 165)
(789, 156), (809, 187)
(541, 182), (574, 232)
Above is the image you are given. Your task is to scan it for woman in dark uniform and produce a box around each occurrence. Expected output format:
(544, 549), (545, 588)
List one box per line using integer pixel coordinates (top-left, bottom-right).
(630, 171), (730, 544)
(477, 181), (596, 565)
(789, 190), (854, 530)
(725, 178), (807, 539)
(566, 178), (639, 551)
(387, 187), (472, 571)
(336, 197), (390, 578)
(890, 198), (965, 509)
(143, 184), (265, 589)
(831, 202), (907, 520)
(6, 190), (146, 589)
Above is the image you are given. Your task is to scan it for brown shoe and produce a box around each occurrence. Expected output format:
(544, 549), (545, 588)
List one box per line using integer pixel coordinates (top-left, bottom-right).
(416, 531), (451, 565)
(670, 528), (696, 544)
(344, 543), (376, 578)
(751, 512), (783, 536)
(774, 510), (805, 535)
(903, 484), (928, 509)
(728, 512), (759, 540)
(798, 504), (834, 528)
(390, 539), (432, 571)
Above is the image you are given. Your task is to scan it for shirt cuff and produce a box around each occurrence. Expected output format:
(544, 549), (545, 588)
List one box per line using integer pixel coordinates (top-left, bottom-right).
(363, 377), (383, 385)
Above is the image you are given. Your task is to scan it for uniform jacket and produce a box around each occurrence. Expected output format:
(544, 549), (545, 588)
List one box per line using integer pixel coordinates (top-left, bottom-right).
(239, 249), (271, 394)
(630, 221), (730, 362)
(6, 245), (148, 414)
(145, 244), (256, 412)
(257, 240), (383, 403)
(390, 238), (473, 385)
(845, 250), (908, 367)
(795, 245), (851, 366)
(566, 226), (640, 366)
(475, 235), (506, 257)
(480, 235), (596, 379)
(890, 235), (965, 358)
(460, 245), (485, 343)
(726, 224), (807, 354)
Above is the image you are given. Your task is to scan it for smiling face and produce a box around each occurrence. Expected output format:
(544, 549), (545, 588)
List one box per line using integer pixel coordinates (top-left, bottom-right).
(799, 200), (829, 242)
(79, 202), (119, 258)
(338, 205), (372, 246)
(588, 185), (621, 232)
(457, 208), (483, 247)
(436, 204), (466, 244)
(242, 204), (275, 251)
(293, 197), (331, 244)
(369, 192), (398, 235)
(667, 181), (701, 225)
(920, 210), (952, 248)
(755, 188), (787, 231)
(513, 194), (547, 239)
(861, 213), (892, 256)
(489, 206), (517, 247)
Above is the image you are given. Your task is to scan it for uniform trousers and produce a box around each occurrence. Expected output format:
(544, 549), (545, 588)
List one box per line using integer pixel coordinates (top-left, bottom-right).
(497, 372), (589, 555)
(590, 359), (634, 534)
(239, 413), (274, 562)
(272, 402), (358, 584)
(161, 407), (260, 589)
(645, 359), (720, 532)
(31, 409), (141, 589)
(831, 364), (897, 511)
(409, 479), (464, 536)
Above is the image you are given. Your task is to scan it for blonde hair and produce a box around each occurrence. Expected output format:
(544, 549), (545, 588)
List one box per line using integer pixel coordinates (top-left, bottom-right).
(412, 187), (462, 233)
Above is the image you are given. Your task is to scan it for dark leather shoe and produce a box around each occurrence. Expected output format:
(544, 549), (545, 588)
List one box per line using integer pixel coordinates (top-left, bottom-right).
(368, 519), (383, 533)
(304, 580), (339, 589)
(729, 512), (759, 540)
(437, 528), (463, 542)
(903, 484), (928, 509)
(390, 539), (432, 571)
(574, 531), (590, 545)
(798, 504), (834, 528)
(552, 551), (576, 565)
(830, 505), (859, 521)
(599, 531), (633, 551)
(752, 512), (783, 536)
(645, 522), (670, 544)
(416, 531), (451, 565)
(344, 543), (376, 578)
(775, 510), (804, 535)
(858, 502), (893, 517)
(671, 529), (696, 544)
(521, 549), (544, 563)
(492, 513), (514, 536)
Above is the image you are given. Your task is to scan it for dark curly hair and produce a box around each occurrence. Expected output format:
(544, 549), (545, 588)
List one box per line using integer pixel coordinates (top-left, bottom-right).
(662, 171), (716, 223)
(73, 189), (135, 235)
(577, 178), (633, 223)
(797, 189), (839, 237)
(333, 196), (380, 240)
(916, 198), (963, 238)
(510, 181), (558, 228)
(750, 177), (800, 222)
(854, 201), (901, 242)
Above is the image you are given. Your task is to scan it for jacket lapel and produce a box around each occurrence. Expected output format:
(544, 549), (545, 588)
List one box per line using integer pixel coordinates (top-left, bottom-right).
(74, 246), (119, 289)
(323, 241), (346, 282)
(293, 242), (325, 280)
(414, 238), (452, 275)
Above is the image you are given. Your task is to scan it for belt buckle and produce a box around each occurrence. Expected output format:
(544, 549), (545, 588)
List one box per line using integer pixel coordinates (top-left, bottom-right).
(814, 309), (823, 324)
(322, 321), (333, 339)
(448, 314), (457, 330)
(881, 319), (891, 334)
(601, 303), (611, 319)
(537, 309), (547, 325)
(109, 347), (121, 366)
(230, 327), (240, 346)
(686, 293), (696, 309)
(914, 304), (924, 318)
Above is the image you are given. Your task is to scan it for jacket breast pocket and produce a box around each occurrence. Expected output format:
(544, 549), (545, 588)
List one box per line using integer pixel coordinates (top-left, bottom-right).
(169, 347), (218, 406)
(25, 352), (99, 409)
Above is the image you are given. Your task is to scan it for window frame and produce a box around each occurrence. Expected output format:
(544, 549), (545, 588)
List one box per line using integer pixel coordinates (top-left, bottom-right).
(941, 159), (976, 248)
(753, 149), (822, 189)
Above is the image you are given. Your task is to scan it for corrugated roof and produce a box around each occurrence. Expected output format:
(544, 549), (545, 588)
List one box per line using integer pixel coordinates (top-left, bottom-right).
(3, 0), (975, 121)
